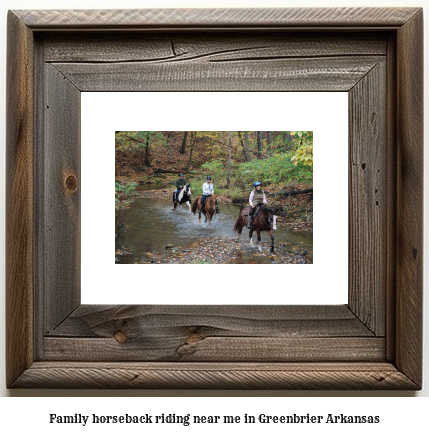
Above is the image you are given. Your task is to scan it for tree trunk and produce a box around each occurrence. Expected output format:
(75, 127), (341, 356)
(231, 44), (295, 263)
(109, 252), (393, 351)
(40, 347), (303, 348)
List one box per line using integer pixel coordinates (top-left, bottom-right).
(168, 131), (172, 162)
(237, 131), (246, 162)
(257, 131), (262, 159)
(227, 131), (232, 186)
(179, 131), (188, 154)
(186, 132), (197, 171)
(245, 131), (250, 161)
(144, 136), (150, 167)
(155, 169), (189, 174)
(283, 188), (313, 196)
(267, 131), (273, 156)
(283, 132), (291, 152)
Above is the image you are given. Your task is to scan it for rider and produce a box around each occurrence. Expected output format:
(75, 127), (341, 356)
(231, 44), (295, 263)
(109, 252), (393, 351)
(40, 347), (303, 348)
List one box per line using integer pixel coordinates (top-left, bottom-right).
(200, 176), (214, 210)
(247, 181), (267, 228)
(175, 173), (186, 200)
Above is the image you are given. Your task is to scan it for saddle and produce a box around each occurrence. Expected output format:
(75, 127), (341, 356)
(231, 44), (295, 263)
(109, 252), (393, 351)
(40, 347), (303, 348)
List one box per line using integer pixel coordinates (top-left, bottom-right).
(245, 204), (262, 216)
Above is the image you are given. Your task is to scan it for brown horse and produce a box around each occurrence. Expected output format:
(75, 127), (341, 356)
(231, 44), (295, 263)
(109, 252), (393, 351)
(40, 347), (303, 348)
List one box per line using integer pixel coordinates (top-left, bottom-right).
(233, 205), (277, 253)
(191, 195), (218, 224)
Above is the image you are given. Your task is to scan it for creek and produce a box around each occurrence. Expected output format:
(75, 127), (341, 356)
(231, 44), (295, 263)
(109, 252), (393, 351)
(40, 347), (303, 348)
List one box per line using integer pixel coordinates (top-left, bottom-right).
(116, 196), (313, 264)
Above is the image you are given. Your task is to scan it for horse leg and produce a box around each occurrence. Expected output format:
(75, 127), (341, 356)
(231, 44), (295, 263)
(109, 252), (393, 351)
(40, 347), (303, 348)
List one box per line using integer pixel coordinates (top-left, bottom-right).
(186, 201), (192, 212)
(257, 229), (262, 252)
(267, 229), (274, 253)
(249, 229), (254, 246)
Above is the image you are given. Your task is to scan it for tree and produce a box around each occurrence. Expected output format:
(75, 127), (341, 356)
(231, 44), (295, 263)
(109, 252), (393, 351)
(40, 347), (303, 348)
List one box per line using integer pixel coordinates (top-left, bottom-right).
(282, 131), (292, 153)
(257, 131), (262, 159)
(168, 131), (172, 162)
(267, 131), (273, 156)
(186, 132), (198, 171)
(115, 131), (166, 169)
(179, 131), (188, 154)
(227, 131), (232, 186)
(290, 131), (313, 167)
(245, 131), (250, 162)
(144, 135), (150, 167)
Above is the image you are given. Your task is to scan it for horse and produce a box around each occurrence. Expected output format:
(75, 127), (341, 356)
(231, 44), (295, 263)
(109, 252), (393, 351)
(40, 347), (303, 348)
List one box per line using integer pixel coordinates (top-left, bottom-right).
(191, 195), (218, 224)
(173, 184), (192, 211)
(233, 205), (278, 253)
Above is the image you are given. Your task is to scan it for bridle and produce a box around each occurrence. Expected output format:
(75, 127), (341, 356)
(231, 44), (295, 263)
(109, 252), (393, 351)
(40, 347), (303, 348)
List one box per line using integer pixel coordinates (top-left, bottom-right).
(255, 207), (275, 229)
(204, 195), (216, 213)
(185, 184), (191, 197)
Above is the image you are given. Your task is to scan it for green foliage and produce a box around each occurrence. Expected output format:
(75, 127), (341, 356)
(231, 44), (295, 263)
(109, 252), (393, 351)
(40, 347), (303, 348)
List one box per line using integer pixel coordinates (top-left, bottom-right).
(115, 181), (138, 210)
(200, 159), (225, 180)
(290, 131), (313, 167)
(236, 152), (312, 185)
(115, 181), (137, 196)
(115, 131), (167, 153)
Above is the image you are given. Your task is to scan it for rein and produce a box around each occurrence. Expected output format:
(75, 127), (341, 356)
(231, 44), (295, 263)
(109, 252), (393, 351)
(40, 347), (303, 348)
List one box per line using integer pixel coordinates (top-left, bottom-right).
(255, 207), (274, 229)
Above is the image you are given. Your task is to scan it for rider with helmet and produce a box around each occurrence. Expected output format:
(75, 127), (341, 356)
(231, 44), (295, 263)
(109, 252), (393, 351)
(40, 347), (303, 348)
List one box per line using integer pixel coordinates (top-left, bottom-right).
(175, 173), (186, 201)
(200, 176), (214, 210)
(200, 176), (220, 213)
(247, 181), (267, 228)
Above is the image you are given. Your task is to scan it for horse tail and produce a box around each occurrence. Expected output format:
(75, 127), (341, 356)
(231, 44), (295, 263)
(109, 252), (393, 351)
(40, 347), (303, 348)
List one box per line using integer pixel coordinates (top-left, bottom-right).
(191, 197), (199, 215)
(233, 217), (241, 233)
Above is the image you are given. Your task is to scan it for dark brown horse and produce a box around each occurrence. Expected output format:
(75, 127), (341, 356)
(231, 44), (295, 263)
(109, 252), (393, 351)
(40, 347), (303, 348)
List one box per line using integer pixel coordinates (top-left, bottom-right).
(191, 195), (218, 224)
(233, 205), (278, 253)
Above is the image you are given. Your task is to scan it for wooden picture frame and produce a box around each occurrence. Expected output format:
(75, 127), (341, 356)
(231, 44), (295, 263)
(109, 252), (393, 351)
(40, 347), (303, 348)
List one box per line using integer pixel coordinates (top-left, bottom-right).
(6, 7), (423, 389)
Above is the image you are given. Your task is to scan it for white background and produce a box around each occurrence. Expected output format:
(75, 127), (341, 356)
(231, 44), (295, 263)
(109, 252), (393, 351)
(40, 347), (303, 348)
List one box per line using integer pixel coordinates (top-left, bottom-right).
(82, 92), (348, 305)
(0, 0), (428, 425)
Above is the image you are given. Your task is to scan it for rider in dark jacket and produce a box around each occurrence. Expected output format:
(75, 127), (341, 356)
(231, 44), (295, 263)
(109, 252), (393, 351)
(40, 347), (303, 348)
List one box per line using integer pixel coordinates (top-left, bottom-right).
(175, 173), (186, 201)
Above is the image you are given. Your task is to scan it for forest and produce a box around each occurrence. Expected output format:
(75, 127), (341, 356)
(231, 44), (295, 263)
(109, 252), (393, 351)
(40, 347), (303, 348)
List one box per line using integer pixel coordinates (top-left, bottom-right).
(115, 131), (313, 264)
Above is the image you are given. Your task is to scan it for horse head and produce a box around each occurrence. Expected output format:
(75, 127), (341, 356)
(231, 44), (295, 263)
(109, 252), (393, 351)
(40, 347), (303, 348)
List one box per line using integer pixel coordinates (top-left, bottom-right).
(207, 195), (217, 213)
(267, 207), (277, 230)
(259, 206), (277, 230)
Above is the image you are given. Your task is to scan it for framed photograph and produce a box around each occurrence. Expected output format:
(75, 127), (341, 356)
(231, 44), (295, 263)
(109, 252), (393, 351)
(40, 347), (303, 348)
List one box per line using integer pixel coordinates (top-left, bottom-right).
(6, 7), (423, 389)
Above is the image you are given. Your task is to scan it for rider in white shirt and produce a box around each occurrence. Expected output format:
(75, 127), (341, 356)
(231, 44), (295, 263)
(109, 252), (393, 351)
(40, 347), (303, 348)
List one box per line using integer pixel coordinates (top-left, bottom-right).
(200, 176), (220, 213)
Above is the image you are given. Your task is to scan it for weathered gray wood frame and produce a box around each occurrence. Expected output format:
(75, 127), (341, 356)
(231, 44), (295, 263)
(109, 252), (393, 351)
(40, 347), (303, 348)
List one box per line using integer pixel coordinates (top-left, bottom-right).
(6, 8), (423, 389)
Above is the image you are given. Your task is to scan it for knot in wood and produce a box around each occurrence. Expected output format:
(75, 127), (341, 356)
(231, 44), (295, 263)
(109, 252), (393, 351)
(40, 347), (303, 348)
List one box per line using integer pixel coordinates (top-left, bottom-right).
(65, 174), (78, 193)
(114, 331), (128, 343)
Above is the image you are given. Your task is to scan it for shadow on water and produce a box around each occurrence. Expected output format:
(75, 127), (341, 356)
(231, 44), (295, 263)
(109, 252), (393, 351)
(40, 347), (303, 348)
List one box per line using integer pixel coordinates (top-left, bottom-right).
(115, 197), (313, 264)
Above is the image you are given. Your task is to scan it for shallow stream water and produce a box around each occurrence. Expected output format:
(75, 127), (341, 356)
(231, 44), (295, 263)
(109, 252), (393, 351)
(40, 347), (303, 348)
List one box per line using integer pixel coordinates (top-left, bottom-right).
(115, 196), (313, 264)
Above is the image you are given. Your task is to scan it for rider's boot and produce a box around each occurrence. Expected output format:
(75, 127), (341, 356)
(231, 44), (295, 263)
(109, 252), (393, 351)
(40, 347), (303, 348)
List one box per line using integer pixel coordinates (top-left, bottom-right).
(247, 218), (252, 229)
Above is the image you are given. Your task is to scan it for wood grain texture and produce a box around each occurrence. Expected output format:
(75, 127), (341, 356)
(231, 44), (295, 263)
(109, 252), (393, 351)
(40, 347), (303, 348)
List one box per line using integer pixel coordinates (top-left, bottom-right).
(44, 305), (380, 362)
(385, 34), (397, 363)
(14, 8), (420, 29)
(47, 305), (374, 338)
(11, 362), (419, 390)
(395, 10), (423, 387)
(44, 337), (385, 362)
(6, 11), (35, 388)
(43, 64), (81, 333)
(348, 61), (386, 335)
(52, 56), (383, 92)
(42, 33), (388, 63)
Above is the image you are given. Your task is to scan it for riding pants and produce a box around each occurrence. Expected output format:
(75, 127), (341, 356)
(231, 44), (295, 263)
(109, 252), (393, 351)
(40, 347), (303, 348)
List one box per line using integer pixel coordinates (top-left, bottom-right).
(249, 203), (263, 217)
(201, 194), (208, 208)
